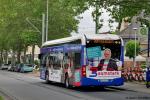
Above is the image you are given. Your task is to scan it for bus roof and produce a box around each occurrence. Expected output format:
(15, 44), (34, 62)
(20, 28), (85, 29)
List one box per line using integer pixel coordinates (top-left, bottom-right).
(42, 34), (121, 47)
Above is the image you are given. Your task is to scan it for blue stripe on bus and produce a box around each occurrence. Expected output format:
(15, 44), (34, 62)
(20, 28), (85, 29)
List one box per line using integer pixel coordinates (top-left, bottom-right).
(41, 44), (82, 54)
(81, 45), (85, 65)
(81, 77), (124, 86)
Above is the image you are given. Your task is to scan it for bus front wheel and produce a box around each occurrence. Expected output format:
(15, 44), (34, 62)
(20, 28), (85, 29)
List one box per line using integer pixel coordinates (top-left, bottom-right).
(46, 73), (50, 84)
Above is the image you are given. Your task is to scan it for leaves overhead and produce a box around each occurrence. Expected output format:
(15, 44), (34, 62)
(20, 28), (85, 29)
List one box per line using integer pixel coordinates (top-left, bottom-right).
(0, 0), (150, 63)
(0, 0), (80, 52)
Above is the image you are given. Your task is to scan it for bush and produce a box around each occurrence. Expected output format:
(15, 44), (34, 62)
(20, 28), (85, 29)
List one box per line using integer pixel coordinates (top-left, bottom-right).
(141, 62), (146, 69)
(34, 60), (39, 66)
(0, 96), (4, 100)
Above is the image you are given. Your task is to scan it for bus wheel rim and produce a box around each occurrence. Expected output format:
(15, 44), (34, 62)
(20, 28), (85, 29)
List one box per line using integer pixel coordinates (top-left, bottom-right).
(65, 78), (69, 87)
(46, 74), (49, 81)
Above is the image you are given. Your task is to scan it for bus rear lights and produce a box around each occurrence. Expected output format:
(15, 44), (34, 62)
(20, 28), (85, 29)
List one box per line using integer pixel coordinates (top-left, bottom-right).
(82, 66), (86, 77)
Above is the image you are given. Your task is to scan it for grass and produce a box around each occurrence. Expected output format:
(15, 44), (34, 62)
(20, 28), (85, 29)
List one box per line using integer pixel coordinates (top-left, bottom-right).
(0, 96), (4, 100)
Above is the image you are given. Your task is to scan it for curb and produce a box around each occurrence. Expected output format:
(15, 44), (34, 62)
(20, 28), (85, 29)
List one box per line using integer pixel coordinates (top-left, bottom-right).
(25, 71), (40, 77)
(125, 81), (145, 85)
(0, 90), (14, 100)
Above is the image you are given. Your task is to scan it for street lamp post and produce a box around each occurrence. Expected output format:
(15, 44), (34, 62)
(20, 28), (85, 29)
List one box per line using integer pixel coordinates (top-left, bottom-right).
(42, 13), (45, 44)
(45, 0), (49, 41)
(133, 27), (137, 67)
(148, 28), (150, 57)
(147, 28), (150, 67)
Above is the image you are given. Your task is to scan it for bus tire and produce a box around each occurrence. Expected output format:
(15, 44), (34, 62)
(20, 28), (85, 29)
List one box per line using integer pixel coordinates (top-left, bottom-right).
(45, 72), (50, 84)
(146, 82), (150, 88)
(65, 74), (70, 88)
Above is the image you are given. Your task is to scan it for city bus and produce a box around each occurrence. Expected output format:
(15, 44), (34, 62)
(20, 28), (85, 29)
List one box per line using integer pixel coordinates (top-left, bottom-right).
(39, 34), (124, 88)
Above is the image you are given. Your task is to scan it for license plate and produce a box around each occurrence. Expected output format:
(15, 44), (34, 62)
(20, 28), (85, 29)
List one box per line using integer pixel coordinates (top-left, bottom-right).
(99, 79), (109, 82)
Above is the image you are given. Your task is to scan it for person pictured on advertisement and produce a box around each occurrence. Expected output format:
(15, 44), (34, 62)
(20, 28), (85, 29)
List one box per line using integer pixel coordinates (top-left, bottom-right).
(97, 48), (118, 71)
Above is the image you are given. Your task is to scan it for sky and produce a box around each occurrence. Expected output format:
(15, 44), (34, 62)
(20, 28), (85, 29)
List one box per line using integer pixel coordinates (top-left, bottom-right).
(76, 8), (118, 34)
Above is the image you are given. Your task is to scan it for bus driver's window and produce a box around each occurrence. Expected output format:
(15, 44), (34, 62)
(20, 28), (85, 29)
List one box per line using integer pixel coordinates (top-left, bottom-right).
(63, 53), (70, 69)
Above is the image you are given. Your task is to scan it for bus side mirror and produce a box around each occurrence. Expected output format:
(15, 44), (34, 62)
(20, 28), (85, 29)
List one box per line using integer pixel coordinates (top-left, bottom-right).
(38, 54), (42, 59)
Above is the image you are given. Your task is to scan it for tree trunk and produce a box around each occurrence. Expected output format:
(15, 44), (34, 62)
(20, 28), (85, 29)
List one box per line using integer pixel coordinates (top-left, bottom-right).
(0, 51), (3, 65)
(118, 19), (122, 31)
(23, 46), (27, 63)
(31, 45), (35, 65)
(4, 51), (8, 64)
(17, 50), (21, 64)
(11, 51), (16, 66)
(133, 57), (135, 67)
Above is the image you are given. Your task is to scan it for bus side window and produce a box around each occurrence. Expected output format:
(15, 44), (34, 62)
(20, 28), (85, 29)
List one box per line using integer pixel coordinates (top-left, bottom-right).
(73, 53), (81, 69)
(63, 55), (69, 69)
(53, 55), (61, 70)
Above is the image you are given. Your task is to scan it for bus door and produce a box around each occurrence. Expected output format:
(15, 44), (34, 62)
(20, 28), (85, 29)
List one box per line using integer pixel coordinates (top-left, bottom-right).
(48, 52), (63, 83)
(40, 54), (47, 80)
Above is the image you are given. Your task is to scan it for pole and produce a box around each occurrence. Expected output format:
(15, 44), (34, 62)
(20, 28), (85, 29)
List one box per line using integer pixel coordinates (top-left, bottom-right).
(45, 0), (49, 41)
(134, 30), (136, 67)
(147, 27), (150, 68)
(42, 13), (45, 45)
(95, 3), (99, 34)
(148, 27), (150, 57)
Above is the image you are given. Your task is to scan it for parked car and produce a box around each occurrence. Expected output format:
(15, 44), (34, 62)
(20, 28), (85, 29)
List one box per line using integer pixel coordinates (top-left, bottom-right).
(0, 64), (9, 70)
(20, 64), (33, 73)
(33, 64), (39, 71)
(14, 63), (24, 72)
(7, 65), (12, 71)
(7, 65), (16, 71)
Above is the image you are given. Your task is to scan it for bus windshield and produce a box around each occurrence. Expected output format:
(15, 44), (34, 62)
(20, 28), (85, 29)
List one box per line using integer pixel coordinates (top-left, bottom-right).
(86, 39), (122, 68)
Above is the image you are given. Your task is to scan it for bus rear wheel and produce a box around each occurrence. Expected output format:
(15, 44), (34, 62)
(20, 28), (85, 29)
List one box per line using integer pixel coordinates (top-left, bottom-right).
(65, 74), (71, 88)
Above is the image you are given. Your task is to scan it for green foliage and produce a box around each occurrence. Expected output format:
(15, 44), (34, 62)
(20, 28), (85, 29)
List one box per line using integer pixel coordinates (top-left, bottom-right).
(141, 62), (146, 69)
(34, 60), (40, 66)
(0, 0), (80, 63)
(140, 27), (148, 35)
(1, 0), (150, 63)
(20, 30), (41, 46)
(107, 0), (150, 30)
(110, 31), (117, 34)
(0, 96), (4, 100)
(125, 40), (140, 59)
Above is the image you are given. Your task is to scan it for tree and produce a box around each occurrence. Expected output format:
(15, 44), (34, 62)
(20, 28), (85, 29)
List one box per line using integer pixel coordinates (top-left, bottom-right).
(0, 0), (81, 64)
(125, 40), (140, 67)
(20, 30), (41, 64)
(107, 0), (150, 30)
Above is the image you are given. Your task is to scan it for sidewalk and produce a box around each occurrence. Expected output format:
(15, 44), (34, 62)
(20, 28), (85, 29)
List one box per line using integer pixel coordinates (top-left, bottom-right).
(124, 82), (150, 94)
(26, 70), (40, 77)
(126, 81), (145, 85)
(0, 95), (4, 100)
(0, 90), (13, 100)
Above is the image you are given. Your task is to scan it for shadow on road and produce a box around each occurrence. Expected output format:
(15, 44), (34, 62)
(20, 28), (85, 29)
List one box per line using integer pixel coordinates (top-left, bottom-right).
(39, 81), (136, 93)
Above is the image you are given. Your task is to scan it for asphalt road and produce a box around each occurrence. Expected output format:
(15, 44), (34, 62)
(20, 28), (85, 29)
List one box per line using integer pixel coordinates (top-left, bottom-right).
(0, 70), (150, 100)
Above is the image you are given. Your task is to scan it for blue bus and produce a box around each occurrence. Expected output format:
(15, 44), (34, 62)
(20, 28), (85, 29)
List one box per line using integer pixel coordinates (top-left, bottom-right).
(39, 34), (124, 88)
